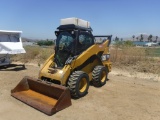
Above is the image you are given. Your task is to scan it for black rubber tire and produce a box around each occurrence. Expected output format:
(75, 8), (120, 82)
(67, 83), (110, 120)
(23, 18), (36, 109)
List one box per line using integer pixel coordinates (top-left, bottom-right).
(92, 65), (108, 87)
(68, 71), (89, 98)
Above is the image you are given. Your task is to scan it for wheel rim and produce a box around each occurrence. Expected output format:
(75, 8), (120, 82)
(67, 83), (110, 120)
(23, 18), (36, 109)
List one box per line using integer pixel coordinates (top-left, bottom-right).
(101, 70), (107, 83)
(79, 77), (87, 93)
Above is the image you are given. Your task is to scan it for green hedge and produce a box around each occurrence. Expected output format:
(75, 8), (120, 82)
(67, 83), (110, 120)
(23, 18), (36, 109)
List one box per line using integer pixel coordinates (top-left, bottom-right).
(37, 40), (54, 46)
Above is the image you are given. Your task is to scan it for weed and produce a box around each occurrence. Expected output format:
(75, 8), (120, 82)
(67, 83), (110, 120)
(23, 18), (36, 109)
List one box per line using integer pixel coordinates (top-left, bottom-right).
(11, 46), (53, 63)
(110, 45), (160, 74)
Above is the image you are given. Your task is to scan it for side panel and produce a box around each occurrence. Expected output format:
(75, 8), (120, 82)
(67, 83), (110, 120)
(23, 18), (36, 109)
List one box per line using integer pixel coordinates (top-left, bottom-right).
(74, 55), (102, 81)
(71, 40), (109, 68)
(71, 40), (110, 80)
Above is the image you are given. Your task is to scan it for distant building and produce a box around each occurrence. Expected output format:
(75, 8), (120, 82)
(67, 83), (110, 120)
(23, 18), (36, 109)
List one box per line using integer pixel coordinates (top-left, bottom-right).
(22, 42), (35, 46)
(133, 41), (159, 47)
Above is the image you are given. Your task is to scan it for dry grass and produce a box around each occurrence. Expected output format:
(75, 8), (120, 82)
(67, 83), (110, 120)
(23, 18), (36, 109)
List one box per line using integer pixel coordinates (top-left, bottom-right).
(110, 46), (160, 74)
(11, 46), (54, 64)
(11, 45), (160, 75)
(110, 47), (146, 64)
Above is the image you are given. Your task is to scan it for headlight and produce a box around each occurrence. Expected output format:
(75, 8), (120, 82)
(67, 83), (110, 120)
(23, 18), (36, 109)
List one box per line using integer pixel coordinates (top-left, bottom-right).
(101, 54), (110, 61)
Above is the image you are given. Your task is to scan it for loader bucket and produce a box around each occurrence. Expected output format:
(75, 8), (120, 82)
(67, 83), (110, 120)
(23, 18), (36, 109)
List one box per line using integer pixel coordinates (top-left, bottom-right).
(11, 76), (72, 115)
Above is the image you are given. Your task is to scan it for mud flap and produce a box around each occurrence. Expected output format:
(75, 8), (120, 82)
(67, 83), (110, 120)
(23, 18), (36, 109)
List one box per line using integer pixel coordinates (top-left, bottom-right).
(11, 76), (72, 115)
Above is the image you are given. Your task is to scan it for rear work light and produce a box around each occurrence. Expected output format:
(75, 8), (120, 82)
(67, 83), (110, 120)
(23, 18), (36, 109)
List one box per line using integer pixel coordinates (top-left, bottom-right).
(101, 54), (110, 61)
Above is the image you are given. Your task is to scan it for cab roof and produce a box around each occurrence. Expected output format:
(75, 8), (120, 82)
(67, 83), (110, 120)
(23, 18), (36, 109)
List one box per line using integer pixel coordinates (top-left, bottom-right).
(57, 24), (92, 31)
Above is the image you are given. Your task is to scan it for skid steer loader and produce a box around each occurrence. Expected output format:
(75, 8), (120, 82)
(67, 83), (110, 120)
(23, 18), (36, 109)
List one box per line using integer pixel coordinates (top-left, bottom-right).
(11, 18), (112, 115)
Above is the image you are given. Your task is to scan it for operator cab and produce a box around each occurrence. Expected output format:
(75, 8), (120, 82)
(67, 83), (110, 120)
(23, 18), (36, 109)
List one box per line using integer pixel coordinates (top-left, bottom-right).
(54, 24), (94, 67)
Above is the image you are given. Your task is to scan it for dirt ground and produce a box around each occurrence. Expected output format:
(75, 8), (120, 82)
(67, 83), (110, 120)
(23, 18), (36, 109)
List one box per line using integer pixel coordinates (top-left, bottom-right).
(0, 64), (160, 120)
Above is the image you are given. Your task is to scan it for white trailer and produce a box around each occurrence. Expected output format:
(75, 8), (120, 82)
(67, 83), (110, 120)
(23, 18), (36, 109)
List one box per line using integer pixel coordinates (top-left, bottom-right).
(0, 30), (26, 66)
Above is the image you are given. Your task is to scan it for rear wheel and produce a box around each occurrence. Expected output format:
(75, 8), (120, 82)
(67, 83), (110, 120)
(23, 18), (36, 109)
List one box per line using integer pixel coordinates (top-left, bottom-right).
(92, 65), (108, 87)
(68, 71), (89, 98)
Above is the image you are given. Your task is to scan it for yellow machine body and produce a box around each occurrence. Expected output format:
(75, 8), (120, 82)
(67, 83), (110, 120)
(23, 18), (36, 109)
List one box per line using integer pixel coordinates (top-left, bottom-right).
(39, 40), (111, 85)
(11, 20), (112, 115)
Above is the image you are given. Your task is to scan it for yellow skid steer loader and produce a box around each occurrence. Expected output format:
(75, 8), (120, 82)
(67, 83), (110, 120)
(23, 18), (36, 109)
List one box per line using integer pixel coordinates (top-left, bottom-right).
(11, 18), (112, 115)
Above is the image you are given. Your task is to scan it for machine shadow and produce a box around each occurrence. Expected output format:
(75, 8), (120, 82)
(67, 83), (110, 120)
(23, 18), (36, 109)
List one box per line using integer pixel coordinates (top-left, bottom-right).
(0, 64), (26, 71)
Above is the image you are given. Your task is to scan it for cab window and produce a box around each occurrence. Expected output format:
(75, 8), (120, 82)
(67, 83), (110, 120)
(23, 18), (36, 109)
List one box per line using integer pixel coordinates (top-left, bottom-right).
(77, 32), (94, 54)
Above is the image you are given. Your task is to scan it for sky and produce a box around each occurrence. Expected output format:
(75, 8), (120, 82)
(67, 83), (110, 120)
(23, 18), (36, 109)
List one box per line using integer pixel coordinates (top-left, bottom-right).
(0, 0), (160, 39)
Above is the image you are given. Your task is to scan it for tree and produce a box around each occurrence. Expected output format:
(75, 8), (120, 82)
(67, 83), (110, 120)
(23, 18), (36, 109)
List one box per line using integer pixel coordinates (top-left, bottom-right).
(148, 34), (153, 42)
(140, 34), (143, 42)
(136, 37), (138, 41)
(156, 36), (158, 42)
(115, 36), (119, 41)
(148, 36), (150, 42)
(132, 35), (135, 41)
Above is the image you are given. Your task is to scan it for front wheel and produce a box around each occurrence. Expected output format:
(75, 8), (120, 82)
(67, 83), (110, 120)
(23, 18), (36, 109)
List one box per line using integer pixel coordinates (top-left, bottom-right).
(68, 71), (89, 98)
